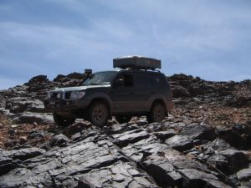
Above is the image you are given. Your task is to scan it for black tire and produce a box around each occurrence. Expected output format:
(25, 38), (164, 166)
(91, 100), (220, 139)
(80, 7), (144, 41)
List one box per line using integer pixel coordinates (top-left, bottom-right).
(147, 102), (166, 123)
(116, 115), (131, 124)
(89, 101), (109, 127)
(53, 113), (75, 127)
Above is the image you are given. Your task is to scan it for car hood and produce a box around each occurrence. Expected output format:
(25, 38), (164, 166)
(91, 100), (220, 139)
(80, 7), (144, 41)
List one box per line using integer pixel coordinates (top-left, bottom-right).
(51, 84), (111, 92)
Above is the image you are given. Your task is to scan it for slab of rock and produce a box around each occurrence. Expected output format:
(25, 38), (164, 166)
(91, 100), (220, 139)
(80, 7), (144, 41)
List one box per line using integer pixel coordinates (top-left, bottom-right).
(237, 167), (251, 181)
(142, 148), (231, 188)
(0, 148), (45, 175)
(13, 112), (53, 124)
(165, 135), (194, 151)
(181, 124), (216, 141)
(216, 124), (251, 149)
(180, 168), (231, 188)
(154, 129), (176, 141)
(5, 97), (45, 113)
(112, 129), (150, 147)
(219, 149), (249, 174)
(0, 134), (158, 188)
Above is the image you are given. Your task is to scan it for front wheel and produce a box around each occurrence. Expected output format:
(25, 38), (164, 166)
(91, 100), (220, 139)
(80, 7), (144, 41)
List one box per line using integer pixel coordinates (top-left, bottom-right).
(89, 102), (109, 127)
(147, 103), (166, 123)
(53, 113), (75, 127)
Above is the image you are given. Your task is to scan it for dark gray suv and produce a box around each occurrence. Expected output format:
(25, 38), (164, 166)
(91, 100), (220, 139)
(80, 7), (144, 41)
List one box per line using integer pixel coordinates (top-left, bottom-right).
(44, 56), (173, 126)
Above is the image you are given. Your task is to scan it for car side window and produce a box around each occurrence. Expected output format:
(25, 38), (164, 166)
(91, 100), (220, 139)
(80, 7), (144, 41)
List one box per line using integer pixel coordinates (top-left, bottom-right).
(115, 73), (134, 87)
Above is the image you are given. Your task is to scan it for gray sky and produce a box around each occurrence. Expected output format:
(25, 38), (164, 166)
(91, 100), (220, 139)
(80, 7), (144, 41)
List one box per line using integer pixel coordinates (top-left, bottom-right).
(0, 0), (251, 89)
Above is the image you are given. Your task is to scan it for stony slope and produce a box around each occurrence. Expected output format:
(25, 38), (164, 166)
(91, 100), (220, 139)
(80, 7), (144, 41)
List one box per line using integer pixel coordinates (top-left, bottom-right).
(0, 73), (250, 188)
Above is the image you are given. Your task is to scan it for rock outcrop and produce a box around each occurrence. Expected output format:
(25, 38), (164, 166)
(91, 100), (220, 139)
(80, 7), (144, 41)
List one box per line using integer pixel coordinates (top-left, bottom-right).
(0, 72), (250, 187)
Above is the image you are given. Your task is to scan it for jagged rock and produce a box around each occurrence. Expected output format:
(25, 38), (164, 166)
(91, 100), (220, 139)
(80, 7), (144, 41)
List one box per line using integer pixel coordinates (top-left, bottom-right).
(219, 149), (249, 174)
(1, 148), (45, 161)
(63, 122), (90, 136)
(13, 112), (53, 124)
(108, 123), (137, 134)
(142, 148), (231, 188)
(180, 168), (231, 188)
(53, 72), (87, 87)
(5, 97), (44, 113)
(165, 135), (194, 151)
(50, 134), (70, 147)
(227, 96), (251, 107)
(217, 124), (251, 149)
(0, 148), (45, 176)
(26, 75), (49, 86)
(0, 72), (250, 187)
(53, 74), (68, 82)
(71, 132), (82, 141)
(67, 72), (85, 80)
(154, 129), (176, 141)
(171, 85), (190, 98)
(0, 94), (5, 108)
(0, 135), (157, 188)
(113, 129), (150, 147)
(237, 167), (251, 181)
(28, 130), (45, 139)
(181, 124), (216, 141)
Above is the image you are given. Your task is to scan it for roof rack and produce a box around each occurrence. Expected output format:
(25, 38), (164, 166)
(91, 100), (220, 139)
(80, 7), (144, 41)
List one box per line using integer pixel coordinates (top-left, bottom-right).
(113, 56), (161, 70)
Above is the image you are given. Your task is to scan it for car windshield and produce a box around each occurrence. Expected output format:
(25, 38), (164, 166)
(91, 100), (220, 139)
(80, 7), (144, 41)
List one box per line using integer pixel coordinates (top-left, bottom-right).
(82, 71), (118, 86)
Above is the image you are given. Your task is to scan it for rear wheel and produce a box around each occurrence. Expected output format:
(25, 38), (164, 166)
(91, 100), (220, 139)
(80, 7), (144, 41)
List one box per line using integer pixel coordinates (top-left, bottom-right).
(116, 115), (131, 124)
(147, 102), (166, 123)
(89, 101), (109, 127)
(53, 113), (75, 127)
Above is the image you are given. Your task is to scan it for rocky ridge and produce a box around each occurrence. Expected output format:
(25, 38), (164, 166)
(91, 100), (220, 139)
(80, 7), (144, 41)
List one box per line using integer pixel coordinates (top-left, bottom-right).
(0, 72), (250, 187)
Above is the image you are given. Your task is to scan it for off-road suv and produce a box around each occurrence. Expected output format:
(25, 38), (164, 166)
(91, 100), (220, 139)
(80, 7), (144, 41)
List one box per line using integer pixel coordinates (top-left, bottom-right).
(44, 56), (173, 126)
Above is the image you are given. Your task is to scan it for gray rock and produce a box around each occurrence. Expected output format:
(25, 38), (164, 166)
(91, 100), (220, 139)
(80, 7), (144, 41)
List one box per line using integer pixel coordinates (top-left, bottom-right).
(113, 129), (150, 147)
(180, 168), (231, 188)
(165, 135), (194, 151)
(181, 124), (215, 141)
(28, 130), (45, 139)
(154, 129), (176, 141)
(0, 148), (45, 175)
(13, 112), (53, 124)
(5, 97), (45, 113)
(237, 167), (251, 181)
(219, 149), (249, 174)
(50, 134), (70, 147)
(0, 136), (157, 188)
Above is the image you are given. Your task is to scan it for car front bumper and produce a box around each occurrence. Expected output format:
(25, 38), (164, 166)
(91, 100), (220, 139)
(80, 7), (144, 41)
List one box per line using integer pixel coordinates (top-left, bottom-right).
(44, 99), (89, 113)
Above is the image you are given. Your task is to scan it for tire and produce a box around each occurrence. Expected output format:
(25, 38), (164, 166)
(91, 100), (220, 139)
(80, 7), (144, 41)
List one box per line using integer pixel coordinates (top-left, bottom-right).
(89, 101), (109, 127)
(147, 102), (166, 123)
(53, 113), (75, 127)
(116, 115), (131, 124)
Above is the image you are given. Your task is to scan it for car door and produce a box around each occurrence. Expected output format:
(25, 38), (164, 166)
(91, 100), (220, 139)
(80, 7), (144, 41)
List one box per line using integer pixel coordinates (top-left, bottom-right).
(133, 73), (153, 111)
(110, 72), (136, 113)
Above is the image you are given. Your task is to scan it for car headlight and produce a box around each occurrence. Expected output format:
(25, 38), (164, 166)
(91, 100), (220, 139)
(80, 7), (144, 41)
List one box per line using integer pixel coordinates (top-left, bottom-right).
(70, 91), (86, 100)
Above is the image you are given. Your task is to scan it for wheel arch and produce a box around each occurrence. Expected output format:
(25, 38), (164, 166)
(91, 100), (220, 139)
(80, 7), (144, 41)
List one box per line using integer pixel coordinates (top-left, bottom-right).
(150, 98), (168, 114)
(88, 97), (112, 116)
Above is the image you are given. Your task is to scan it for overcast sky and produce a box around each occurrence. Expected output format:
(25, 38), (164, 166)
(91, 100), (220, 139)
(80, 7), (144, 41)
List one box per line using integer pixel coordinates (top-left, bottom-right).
(0, 0), (251, 89)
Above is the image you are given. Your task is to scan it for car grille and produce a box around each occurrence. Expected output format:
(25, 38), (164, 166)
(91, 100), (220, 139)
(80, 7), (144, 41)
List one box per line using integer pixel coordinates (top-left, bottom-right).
(51, 92), (62, 99)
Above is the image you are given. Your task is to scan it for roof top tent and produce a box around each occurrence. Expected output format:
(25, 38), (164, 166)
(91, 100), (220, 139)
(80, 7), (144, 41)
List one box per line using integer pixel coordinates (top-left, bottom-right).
(113, 56), (161, 70)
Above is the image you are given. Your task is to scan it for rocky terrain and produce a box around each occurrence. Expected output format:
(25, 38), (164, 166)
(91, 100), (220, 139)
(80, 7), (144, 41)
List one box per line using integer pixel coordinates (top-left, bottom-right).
(0, 72), (250, 188)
